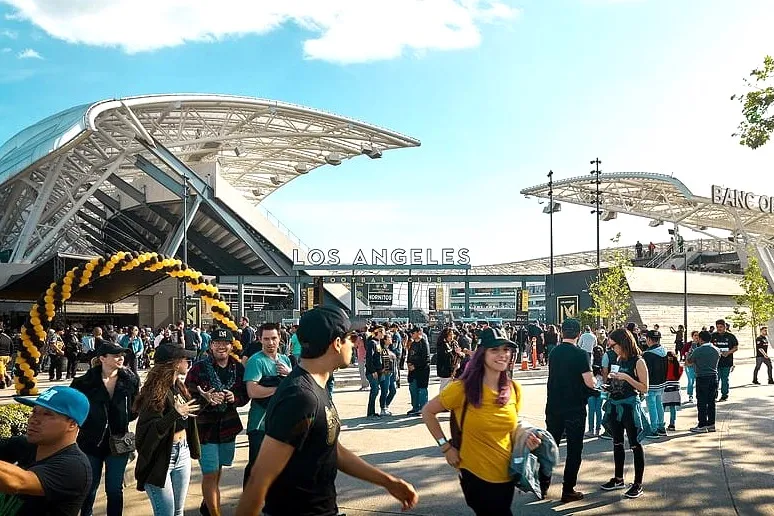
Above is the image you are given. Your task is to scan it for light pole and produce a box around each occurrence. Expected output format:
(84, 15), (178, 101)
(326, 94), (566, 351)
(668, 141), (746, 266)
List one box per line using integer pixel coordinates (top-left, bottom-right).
(544, 171), (561, 324)
(590, 158), (602, 329)
(670, 226), (689, 336)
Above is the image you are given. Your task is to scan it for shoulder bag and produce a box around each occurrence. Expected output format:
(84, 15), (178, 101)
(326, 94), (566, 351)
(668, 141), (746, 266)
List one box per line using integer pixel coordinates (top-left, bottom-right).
(449, 400), (468, 450)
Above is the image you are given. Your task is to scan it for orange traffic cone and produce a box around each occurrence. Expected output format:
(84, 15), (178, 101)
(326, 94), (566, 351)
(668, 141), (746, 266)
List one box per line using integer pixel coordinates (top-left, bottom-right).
(531, 344), (539, 369)
(521, 351), (529, 371)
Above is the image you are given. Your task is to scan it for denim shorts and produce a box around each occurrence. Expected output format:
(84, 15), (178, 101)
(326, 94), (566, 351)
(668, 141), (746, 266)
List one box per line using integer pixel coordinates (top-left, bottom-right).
(199, 440), (236, 474)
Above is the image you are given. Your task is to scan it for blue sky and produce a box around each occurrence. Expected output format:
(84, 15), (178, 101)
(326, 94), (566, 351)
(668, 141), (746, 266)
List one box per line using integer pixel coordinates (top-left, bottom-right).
(1, 0), (773, 265)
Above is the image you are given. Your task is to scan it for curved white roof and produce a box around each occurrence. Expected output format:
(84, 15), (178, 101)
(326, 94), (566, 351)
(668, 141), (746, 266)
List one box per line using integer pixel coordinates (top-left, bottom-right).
(0, 94), (420, 263)
(521, 172), (774, 243)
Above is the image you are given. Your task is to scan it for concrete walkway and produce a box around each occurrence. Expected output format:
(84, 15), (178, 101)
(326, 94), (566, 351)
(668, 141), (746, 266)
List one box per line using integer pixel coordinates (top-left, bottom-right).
(5, 358), (772, 515)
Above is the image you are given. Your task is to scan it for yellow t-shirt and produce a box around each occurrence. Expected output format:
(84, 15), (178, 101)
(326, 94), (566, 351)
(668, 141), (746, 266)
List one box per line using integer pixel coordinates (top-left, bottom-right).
(439, 379), (521, 483)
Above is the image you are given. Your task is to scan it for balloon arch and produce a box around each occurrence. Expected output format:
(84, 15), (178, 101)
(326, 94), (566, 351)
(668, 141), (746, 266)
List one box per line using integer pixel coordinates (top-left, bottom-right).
(15, 251), (241, 395)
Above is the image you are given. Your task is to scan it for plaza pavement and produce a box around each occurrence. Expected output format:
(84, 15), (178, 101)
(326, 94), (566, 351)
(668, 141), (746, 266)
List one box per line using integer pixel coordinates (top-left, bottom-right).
(4, 358), (774, 515)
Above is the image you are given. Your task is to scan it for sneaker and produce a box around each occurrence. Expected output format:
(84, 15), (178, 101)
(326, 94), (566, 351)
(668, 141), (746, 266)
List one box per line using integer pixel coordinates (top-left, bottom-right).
(667, 424), (676, 431)
(624, 483), (643, 499)
(200, 500), (211, 516)
(601, 478), (626, 491)
(645, 432), (660, 439)
(599, 432), (613, 440)
(707, 424), (716, 432)
(406, 409), (421, 416)
(768, 379), (774, 385)
(753, 380), (761, 385)
(585, 431), (596, 438)
(657, 428), (667, 437)
(718, 395), (728, 402)
(690, 425), (709, 433)
(380, 409), (388, 416)
(561, 490), (584, 503)
(367, 413), (382, 419)
(686, 397), (694, 404)
(382, 408), (392, 416)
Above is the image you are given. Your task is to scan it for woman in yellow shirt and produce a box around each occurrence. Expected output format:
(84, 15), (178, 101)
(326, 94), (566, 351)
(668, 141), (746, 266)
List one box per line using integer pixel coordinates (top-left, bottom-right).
(422, 328), (541, 516)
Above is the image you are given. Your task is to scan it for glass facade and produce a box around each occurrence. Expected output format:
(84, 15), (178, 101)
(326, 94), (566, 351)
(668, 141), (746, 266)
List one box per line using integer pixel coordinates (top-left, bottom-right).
(448, 282), (547, 322)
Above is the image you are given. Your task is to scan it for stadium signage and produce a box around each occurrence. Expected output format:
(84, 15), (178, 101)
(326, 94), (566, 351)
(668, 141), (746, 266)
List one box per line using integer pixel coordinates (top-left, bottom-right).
(712, 185), (774, 213)
(292, 248), (470, 266)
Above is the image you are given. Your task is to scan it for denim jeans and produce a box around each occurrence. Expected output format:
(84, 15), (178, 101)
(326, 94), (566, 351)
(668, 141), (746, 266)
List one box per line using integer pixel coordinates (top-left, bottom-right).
(645, 388), (665, 432)
(380, 374), (396, 410)
(82, 453), (130, 516)
(409, 379), (418, 411)
(685, 366), (696, 397)
(368, 374), (380, 416)
(587, 395), (602, 433)
(718, 367), (731, 397)
(667, 405), (677, 426)
(545, 411), (585, 492)
(696, 375), (718, 427)
(145, 440), (191, 516)
(243, 430), (266, 486)
(408, 380), (428, 412)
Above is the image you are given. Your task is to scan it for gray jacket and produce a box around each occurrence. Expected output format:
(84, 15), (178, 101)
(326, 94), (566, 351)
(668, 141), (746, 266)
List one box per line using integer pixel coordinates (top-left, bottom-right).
(510, 422), (559, 499)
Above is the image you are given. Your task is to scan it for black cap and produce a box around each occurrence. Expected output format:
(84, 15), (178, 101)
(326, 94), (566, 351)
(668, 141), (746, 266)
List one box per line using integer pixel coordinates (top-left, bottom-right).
(96, 341), (128, 356)
(297, 306), (351, 359)
(478, 327), (517, 349)
(154, 343), (196, 363)
(646, 330), (661, 341)
(212, 328), (234, 342)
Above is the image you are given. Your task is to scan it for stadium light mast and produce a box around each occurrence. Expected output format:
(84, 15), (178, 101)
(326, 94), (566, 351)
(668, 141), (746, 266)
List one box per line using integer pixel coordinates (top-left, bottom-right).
(590, 158), (602, 330)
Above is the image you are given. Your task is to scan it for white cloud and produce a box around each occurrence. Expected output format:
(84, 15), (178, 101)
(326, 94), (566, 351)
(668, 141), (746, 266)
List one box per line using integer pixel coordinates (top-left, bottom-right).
(17, 47), (41, 59)
(1, 46), (10, 52)
(0, 0), (519, 63)
(0, 28), (17, 38)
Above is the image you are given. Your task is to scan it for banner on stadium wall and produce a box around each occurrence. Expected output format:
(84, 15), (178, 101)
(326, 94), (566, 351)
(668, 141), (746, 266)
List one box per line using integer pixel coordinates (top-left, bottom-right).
(557, 295), (579, 325)
(367, 283), (394, 306)
(428, 287), (437, 311)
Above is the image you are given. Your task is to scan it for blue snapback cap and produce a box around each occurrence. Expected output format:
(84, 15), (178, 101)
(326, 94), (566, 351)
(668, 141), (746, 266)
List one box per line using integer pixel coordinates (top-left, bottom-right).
(15, 386), (90, 426)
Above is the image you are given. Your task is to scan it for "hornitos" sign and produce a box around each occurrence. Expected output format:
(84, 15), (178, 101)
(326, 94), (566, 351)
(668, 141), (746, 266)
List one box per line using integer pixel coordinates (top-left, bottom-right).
(712, 185), (774, 213)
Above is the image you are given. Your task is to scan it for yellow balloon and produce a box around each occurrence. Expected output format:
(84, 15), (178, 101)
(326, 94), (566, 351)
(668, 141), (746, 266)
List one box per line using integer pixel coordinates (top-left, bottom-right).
(85, 262), (95, 271)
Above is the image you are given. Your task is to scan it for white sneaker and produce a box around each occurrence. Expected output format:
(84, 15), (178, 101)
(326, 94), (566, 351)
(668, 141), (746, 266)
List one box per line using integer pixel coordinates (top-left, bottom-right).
(380, 408), (391, 416)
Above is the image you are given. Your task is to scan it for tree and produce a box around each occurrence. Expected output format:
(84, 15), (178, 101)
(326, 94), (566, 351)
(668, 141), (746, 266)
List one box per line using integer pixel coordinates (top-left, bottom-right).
(587, 233), (632, 329)
(732, 55), (774, 149)
(728, 254), (774, 349)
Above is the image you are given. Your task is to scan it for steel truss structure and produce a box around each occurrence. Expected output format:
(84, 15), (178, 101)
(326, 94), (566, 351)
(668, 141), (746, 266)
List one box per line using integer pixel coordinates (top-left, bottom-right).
(0, 95), (420, 273)
(520, 172), (774, 246)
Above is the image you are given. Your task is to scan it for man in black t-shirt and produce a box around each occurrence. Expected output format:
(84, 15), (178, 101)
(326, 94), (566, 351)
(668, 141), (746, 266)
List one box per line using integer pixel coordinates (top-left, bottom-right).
(0, 385), (92, 516)
(236, 307), (418, 516)
(753, 326), (773, 384)
(544, 318), (599, 503)
(711, 319), (739, 401)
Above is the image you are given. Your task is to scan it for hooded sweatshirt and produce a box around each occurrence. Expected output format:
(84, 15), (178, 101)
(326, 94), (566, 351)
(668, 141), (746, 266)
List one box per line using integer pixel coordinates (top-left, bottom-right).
(643, 343), (667, 390)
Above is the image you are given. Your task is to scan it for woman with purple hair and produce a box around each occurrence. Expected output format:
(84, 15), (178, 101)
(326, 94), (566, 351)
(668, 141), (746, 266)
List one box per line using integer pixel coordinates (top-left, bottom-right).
(422, 328), (541, 516)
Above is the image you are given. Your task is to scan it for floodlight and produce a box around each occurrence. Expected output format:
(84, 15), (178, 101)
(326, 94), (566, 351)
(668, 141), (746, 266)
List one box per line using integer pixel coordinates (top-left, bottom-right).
(294, 163), (310, 174)
(270, 176), (282, 186)
(325, 152), (342, 165)
(362, 144), (382, 159)
(601, 210), (617, 221)
(649, 220), (664, 227)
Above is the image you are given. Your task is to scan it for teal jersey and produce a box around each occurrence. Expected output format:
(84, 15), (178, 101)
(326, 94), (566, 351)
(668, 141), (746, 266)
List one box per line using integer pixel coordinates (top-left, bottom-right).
(244, 351), (292, 432)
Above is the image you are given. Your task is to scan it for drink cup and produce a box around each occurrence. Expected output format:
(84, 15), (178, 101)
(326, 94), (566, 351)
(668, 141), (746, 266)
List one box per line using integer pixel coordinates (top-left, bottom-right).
(611, 365), (620, 374)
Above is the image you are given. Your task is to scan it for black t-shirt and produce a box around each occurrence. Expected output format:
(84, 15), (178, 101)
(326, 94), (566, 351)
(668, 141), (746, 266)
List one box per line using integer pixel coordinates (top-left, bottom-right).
(711, 331), (739, 367)
(0, 438), (91, 516)
(756, 335), (769, 356)
(546, 342), (591, 416)
(264, 367), (341, 516)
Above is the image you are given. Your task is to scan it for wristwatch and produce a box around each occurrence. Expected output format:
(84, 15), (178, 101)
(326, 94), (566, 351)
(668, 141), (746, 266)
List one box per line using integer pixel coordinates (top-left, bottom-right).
(436, 437), (449, 448)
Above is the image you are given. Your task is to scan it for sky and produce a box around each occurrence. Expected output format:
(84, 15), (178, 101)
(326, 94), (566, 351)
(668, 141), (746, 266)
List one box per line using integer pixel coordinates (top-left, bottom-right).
(1, 0), (774, 267)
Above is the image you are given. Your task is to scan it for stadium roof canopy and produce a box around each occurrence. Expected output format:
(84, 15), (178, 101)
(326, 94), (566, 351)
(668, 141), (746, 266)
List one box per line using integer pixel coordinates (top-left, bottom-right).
(0, 94), (420, 269)
(520, 172), (774, 245)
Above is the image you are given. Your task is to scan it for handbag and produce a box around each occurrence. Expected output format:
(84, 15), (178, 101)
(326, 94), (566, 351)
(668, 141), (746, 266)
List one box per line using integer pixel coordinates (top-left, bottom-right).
(109, 432), (136, 455)
(449, 401), (468, 450)
(107, 401), (136, 455)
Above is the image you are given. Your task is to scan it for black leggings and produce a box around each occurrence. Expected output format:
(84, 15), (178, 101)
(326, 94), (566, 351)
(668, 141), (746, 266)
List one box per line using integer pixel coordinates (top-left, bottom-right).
(608, 405), (645, 484)
(459, 469), (514, 516)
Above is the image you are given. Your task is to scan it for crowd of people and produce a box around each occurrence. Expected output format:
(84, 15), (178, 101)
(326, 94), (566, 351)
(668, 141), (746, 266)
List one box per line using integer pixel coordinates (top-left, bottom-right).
(0, 310), (766, 515)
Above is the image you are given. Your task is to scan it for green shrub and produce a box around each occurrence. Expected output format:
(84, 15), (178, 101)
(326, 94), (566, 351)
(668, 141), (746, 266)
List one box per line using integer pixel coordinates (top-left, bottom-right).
(0, 404), (32, 439)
